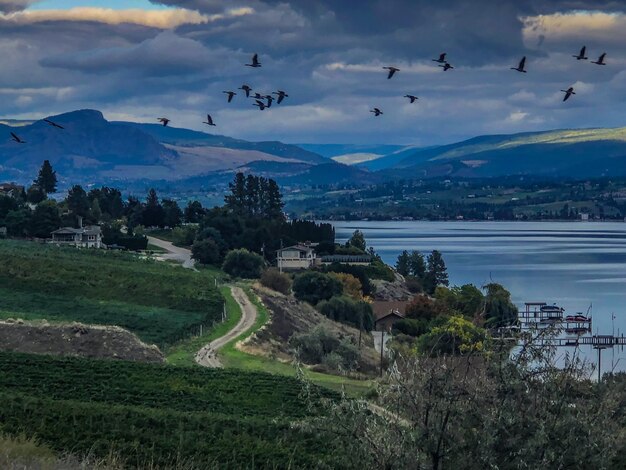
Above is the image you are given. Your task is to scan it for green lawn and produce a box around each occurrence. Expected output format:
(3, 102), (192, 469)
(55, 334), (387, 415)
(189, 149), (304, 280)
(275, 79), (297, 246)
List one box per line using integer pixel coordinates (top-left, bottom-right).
(0, 239), (223, 348)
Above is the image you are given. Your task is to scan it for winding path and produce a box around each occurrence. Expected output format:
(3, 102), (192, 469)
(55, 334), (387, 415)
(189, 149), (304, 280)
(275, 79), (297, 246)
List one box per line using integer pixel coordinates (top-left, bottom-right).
(147, 236), (196, 270)
(147, 234), (258, 368)
(194, 286), (258, 368)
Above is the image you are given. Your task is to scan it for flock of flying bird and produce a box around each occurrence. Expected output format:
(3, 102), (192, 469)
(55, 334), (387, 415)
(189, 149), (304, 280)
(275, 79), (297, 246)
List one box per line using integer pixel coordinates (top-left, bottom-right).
(8, 46), (610, 143)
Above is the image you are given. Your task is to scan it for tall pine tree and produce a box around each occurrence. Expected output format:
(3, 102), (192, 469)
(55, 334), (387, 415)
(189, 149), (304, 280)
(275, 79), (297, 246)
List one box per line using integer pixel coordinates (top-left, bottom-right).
(34, 160), (57, 194)
(224, 173), (246, 215)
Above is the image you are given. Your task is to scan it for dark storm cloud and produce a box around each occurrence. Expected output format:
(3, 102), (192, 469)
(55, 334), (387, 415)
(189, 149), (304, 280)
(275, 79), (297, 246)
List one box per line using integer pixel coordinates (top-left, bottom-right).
(0, 0), (36, 14)
(0, 0), (625, 145)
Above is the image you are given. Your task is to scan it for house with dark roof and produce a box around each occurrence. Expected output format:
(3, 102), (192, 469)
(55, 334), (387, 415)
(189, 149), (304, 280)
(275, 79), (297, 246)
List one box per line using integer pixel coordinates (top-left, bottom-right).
(372, 300), (411, 332)
(51, 219), (103, 249)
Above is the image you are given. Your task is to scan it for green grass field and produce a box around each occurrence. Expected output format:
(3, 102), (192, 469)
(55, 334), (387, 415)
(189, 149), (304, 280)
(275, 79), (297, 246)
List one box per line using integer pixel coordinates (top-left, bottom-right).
(0, 239), (223, 348)
(0, 352), (339, 468)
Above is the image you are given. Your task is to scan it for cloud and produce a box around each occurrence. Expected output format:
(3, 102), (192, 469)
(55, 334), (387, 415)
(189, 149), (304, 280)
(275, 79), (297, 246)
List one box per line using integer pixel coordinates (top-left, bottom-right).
(1, 7), (216, 28)
(0, 0), (35, 14)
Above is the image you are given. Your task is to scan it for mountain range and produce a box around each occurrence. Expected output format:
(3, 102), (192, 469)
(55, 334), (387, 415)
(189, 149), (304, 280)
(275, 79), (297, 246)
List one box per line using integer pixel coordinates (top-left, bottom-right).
(2, 109), (626, 188)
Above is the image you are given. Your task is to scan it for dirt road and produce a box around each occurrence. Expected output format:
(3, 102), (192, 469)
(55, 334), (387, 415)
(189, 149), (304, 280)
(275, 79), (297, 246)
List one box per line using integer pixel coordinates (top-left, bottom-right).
(195, 286), (258, 368)
(147, 236), (196, 270)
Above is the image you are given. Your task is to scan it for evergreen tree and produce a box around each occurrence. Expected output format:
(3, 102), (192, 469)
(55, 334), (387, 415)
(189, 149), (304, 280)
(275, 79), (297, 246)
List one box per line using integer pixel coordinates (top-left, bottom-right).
(426, 250), (449, 289)
(26, 185), (46, 204)
(245, 174), (260, 216)
(90, 198), (102, 223)
(29, 200), (61, 238)
(162, 199), (182, 227)
(225, 173), (246, 215)
(265, 179), (284, 220)
(409, 251), (426, 279)
(396, 250), (410, 276)
(348, 230), (367, 252)
(142, 188), (165, 227)
(66, 185), (91, 218)
(34, 160), (57, 194)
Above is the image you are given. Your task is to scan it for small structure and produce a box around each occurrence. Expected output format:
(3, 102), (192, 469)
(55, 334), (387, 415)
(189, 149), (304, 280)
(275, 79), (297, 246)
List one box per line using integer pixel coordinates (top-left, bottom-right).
(372, 300), (410, 332)
(0, 182), (24, 198)
(276, 244), (318, 271)
(320, 254), (372, 266)
(51, 218), (103, 249)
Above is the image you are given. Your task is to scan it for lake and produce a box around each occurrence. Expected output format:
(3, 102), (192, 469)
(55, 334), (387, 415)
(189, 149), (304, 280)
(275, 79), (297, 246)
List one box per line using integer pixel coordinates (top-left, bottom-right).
(332, 221), (626, 374)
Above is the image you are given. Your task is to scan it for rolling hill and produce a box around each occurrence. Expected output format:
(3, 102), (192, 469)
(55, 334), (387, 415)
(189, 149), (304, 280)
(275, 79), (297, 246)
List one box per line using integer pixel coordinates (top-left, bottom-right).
(366, 127), (626, 178)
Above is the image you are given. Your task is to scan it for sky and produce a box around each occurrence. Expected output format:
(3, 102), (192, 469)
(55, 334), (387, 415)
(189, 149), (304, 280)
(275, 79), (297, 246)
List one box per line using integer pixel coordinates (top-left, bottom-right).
(0, 0), (625, 146)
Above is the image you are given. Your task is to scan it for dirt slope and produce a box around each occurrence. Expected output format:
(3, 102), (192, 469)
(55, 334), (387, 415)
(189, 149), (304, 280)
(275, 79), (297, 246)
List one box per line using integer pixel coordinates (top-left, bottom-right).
(0, 319), (164, 363)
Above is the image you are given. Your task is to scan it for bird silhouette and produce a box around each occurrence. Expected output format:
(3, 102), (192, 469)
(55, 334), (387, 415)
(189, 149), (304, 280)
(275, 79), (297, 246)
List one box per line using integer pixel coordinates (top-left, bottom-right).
(370, 108), (383, 117)
(404, 94), (419, 103)
(252, 92), (265, 100)
(265, 95), (274, 108)
(239, 85), (252, 98)
(561, 87), (576, 102)
(439, 63), (454, 71)
(432, 53), (447, 64)
(245, 53), (262, 68)
(203, 114), (216, 126)
(253, 100), (266, 110)
(591, 53), (607, 65)
(44, 118), (64, 129)
(222, 91), (237, 103)
(383, 66), (400, 79)
(272, 90), (289, 104)
(157, 117), (170, 127)
(10, 132), (25, 144)
(573, 46), (588, 60)
(511, 56), (527, 73)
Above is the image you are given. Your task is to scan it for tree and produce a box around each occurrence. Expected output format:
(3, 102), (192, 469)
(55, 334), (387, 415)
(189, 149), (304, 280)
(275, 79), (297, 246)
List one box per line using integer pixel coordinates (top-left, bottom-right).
(483, 283), (518, 328)
(222, 249), (264, 278)
(29, 200), (61, 238)
(162, 199), (182, 228)
(142, 189), (165, 227)
(191, 239), (222, 265)
(347, 230), (366, 252)
(317, 296), (374, 331)
(26, 185), (46, 204)
(224, 172), (246, 215)
(329, 272), (363, 299)
(66, 185), (90, 218)
(292, 271), (343, 305)
(395, 250), (410, 276)
(260, 268), (292, 294)
(4, 208), (31, 237)
(34, 160), (57, 194)
(183, 201), (205, 223)
(425, 250), (448, 293)
(265, 179), (284, 220)
(405, 295), (444, 321)
(90, 198), (102, 223)
(408, 251), (426, 279)
(418, 315), (488, 355)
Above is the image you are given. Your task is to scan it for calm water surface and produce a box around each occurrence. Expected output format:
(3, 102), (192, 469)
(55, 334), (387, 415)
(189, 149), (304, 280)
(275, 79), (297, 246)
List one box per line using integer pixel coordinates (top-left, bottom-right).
(332, 221), (626, 373)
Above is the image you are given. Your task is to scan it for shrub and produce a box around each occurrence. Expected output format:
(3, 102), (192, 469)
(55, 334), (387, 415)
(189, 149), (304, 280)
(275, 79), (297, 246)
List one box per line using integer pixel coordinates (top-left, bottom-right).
(405, 295), (445, 321)
(290, 327), (359, 371)
(292, 271), (343, 305)
(171, 225), (198, 247)
(392, 318), (430, 337)
(417, 316), (488, 355)
(191, 239), (222, 265)
(316, 296), (374, 331)
(405, 276), (423, 294)
(323, 264), (375, 297)
(329, 272), (363, 299)
(260, 269), (291, 294)
(222, 249), (264, 279)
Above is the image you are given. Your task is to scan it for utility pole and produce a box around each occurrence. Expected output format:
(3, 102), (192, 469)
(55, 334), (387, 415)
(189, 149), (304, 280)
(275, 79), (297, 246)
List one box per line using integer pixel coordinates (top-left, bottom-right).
(380, 330), (385, 377)
(222, 302), (226, 322)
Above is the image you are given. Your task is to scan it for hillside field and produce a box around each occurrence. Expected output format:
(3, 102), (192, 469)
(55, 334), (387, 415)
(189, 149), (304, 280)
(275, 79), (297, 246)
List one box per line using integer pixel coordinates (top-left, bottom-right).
(0, 352), (339, 468)
(0, 240), (223, 348)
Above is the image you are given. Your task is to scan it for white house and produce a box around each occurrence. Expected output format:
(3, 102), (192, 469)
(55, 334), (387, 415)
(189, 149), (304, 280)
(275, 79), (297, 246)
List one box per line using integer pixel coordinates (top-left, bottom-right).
(51, 223), (103, 249)
(276, 244), (318, 271)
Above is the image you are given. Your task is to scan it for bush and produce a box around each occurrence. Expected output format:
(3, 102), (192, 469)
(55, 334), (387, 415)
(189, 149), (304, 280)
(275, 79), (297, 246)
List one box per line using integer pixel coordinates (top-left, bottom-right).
(171, 225), (198, 247)
(292, 271), (343, 305)
(290, 327), (359, 371)
(392, 318), (430, 337)
(329, 272), (363, 299)
(316, 296), (375, 331)
(323, 264), (375, 297)
(405, 276), (423, 294)
(222, 249), (265, 279)
(405, 295), (445, 320)
(260, 269), (291, 294)
(191, 239), (222, 265)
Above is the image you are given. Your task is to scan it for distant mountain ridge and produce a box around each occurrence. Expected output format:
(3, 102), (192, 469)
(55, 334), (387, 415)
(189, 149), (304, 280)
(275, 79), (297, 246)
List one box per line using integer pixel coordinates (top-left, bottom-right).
(0, 109), (329, 184)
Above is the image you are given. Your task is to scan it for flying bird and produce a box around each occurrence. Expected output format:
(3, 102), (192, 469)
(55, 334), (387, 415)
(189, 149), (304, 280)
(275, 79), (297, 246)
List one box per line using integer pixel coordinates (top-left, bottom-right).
(10, 132), (25, 144)
(511, 56), (527, 73)
(44, 118), (64, 129)
(573, 46), (588, 60)
(432, 53), (447, 64)
(383, 66), (400, 79)
(370, 108), (383, 117)
(561, 87), (576, 102)
(404, 94), (419, 103)
(203, 114), (216, 126)
(239, 84), (252, 98)
(253, 100), (266, 110)
(272, 90), (289, 104)
(252, 92), (265, 100)
(245, 53), (262, 68)
(592, 53), (607, 65)
(439, 63), (454, 71)
(223, 91), (237, 103)
(157, 117), (170, 127)
(265, 95), (274, 108)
